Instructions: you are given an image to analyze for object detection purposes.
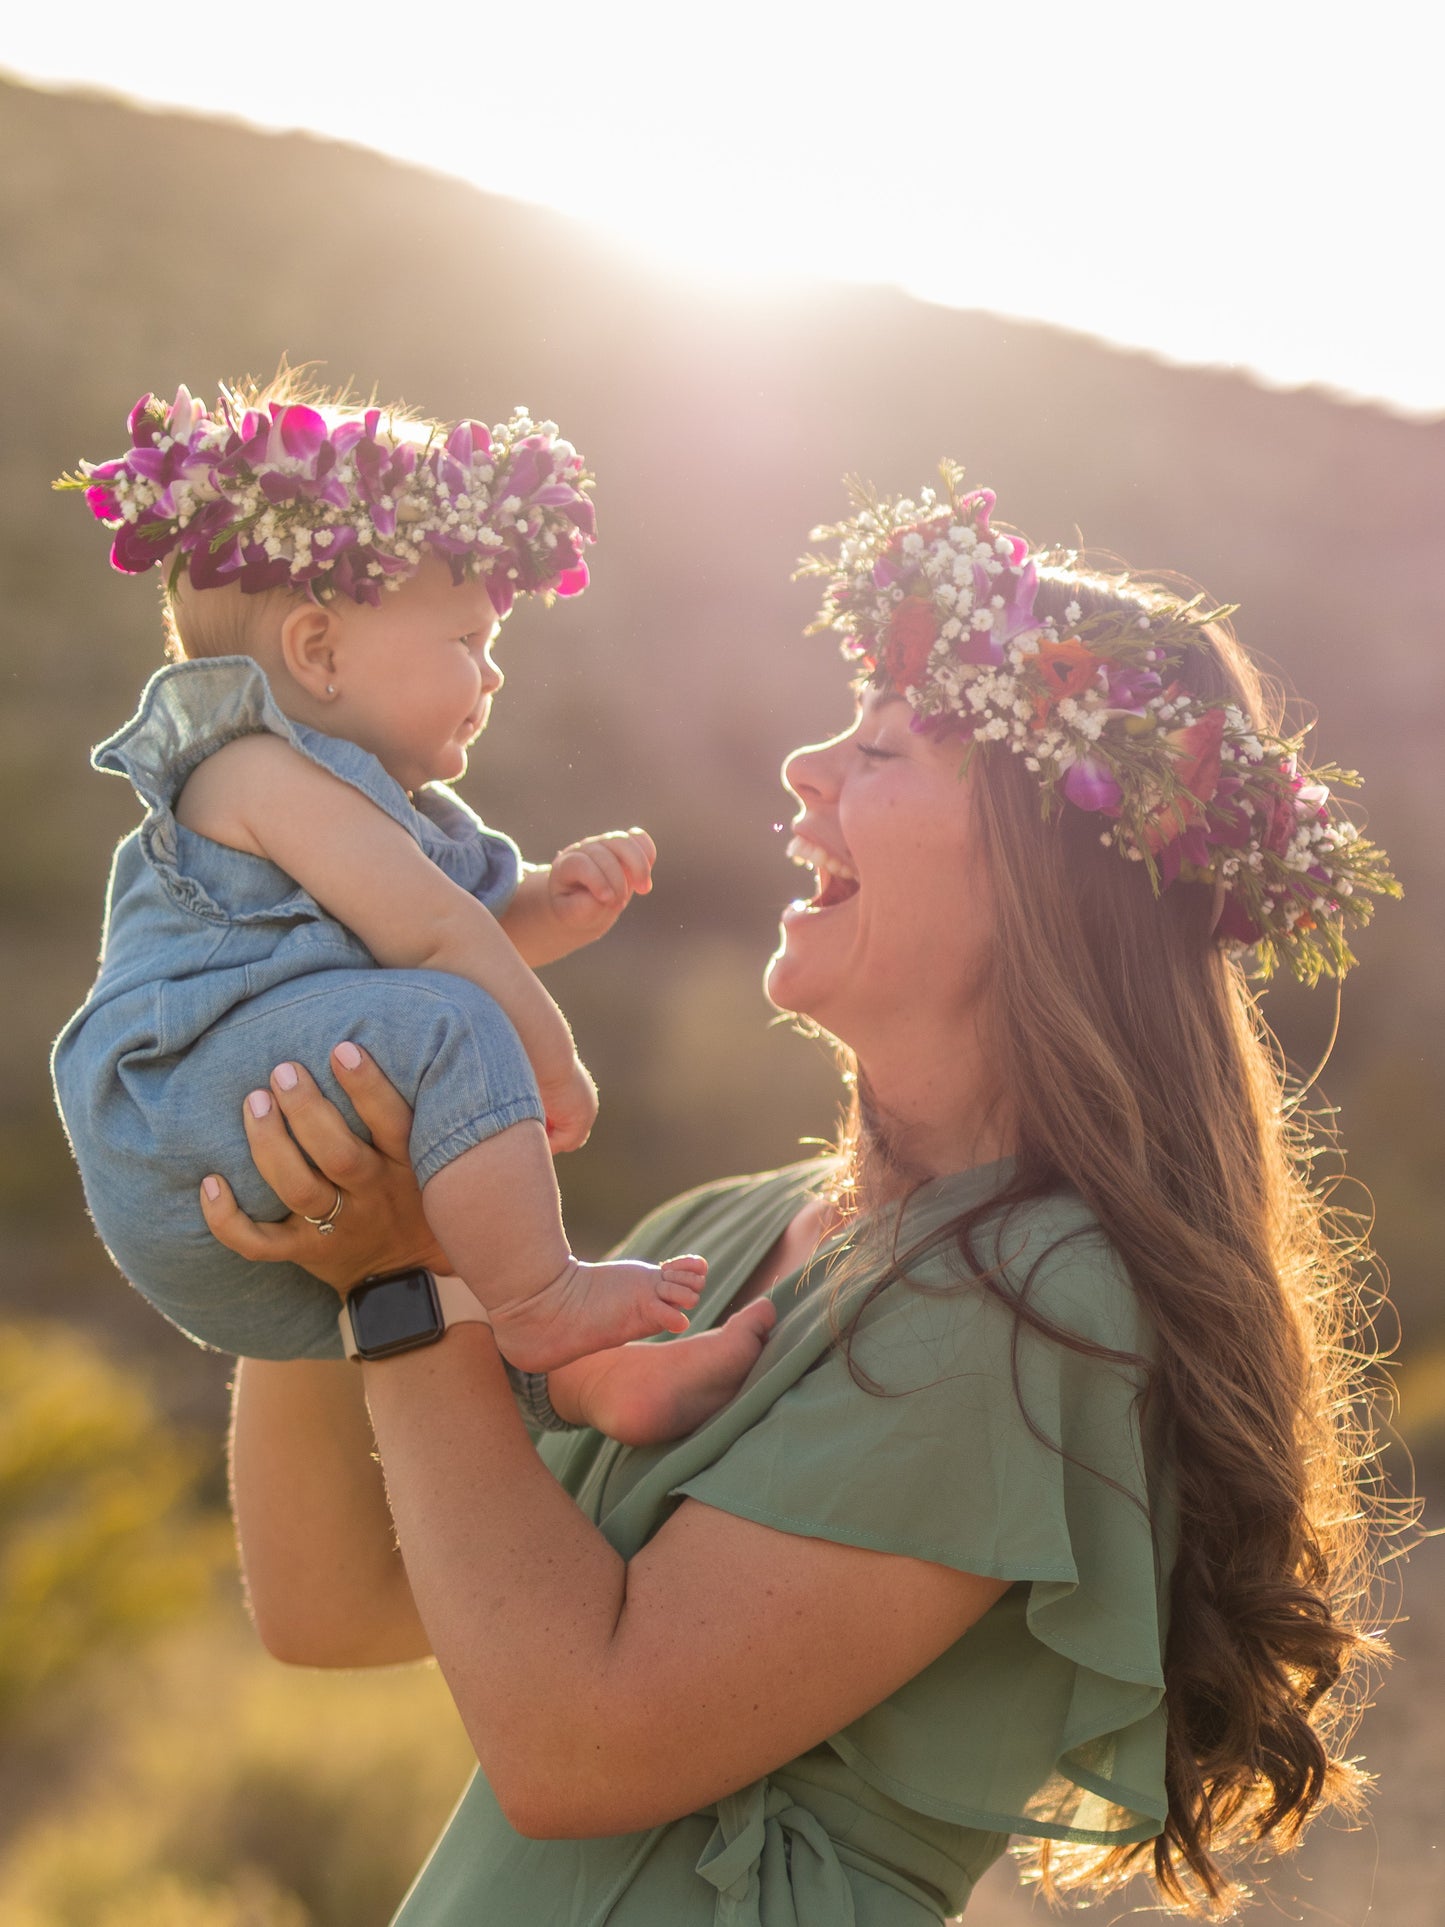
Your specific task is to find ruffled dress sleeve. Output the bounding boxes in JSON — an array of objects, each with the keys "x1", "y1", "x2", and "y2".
[{"x1": 628, "y1": 1177, "x2": 1174, "y2": 1846}]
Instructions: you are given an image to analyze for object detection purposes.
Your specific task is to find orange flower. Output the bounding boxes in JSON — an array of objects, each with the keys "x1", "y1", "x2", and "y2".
[
  {"x1": 1029, "y1": 635, "x2": 1105, "y2": 721},
  {"x1": 882, "y1": 596, "x2": 939, "y2": 690},
  {"x1": 1142, "y1": 708, "x2": 1226, "y2": 853}
]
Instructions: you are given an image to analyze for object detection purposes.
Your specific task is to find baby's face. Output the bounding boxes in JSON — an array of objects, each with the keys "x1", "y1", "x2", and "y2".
[{"x1": 329, "y1": 560, "x2": 503, "y2": 791}]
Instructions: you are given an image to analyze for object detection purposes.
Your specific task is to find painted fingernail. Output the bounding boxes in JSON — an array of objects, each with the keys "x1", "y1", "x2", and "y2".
[
  {"x1": 247, "y1": 1090, "x2": 272, "y2": 1119},
  {"x1": 334, "y1": 1041, "x2": 362, "y2": 1070},
  {"x1": 273, "y1": 1062, "x2": 299, "y2": 1091},
  {"x1": 202, "y1": 1176, "x2": 221, "y2": 1201}
]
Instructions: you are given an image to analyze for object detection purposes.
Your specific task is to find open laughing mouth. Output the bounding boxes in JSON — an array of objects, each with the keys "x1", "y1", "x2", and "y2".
[{"x1": 786, "y1": 833, "x2": 860, "y2": 911}]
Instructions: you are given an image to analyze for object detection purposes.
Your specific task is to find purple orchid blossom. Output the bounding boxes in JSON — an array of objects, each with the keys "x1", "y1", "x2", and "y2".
[
  {"x1": 1061, "y1": 755, "x2": 1124, "y2": 813},
  {"x1": 1104, "y1": 662, "x2": 1163, "y2": 712}
]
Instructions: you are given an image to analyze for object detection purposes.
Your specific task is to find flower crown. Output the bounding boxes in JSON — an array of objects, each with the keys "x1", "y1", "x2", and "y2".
[
  {"x1": 796, "y1": 463, "x2": 1398, "y2": 983},
  {"x1": 56, "y1": 385, "x2": 597, "y2": 617}
]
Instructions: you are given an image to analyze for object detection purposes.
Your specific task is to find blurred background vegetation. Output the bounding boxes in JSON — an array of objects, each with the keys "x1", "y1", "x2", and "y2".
[{"x1": 2, "y1": 72, "x2": 1440, "y2": 1923}]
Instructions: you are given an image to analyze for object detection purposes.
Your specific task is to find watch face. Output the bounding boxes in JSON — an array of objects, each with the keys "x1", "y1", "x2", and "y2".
[{"x1": 347, "y1": 1268, "x2": 443, "y2": 1359}]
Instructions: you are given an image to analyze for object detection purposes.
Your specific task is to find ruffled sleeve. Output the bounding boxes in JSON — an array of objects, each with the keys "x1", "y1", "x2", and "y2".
[
  {"x1": 91, "y1": 656, "x2": 339, "y2": 925},
  {"x1": 94, "y1": 655, "x2": 303, "y2": 812},
  {"x1": 669, "y1": 1191, "x2": 1174, "y2": 1846}
]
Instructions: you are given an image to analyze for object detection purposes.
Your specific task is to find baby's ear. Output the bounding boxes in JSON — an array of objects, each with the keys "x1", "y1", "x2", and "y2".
[{"x1": 279, "y1": 599, "x2": 342, "y2": 700}]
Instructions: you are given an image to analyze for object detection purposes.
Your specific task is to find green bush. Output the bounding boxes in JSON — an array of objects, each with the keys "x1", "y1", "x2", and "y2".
[
  {"x1": 0, "y1": 1614, "x2": 475, "y2": 1926},
  {"x1": 0, "y1": 1320, "x2": 227, "y2": 1726}
]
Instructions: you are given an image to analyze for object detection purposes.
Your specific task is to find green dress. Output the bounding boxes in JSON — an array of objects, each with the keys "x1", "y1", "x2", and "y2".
[{"x1": 393, "y1": 1159, "x2": 1176, "y2": 1925}]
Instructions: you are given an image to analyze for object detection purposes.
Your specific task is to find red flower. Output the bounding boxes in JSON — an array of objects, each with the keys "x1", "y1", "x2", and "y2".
[
  {"x1": 1143, "y1": 707, "x2": 1225, "y2": 853},
  {"x1": 882, "y1": 596, "x2": 939, "y2": 689}
]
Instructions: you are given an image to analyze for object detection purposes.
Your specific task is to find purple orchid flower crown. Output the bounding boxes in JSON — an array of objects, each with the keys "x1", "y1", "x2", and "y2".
[
  {"x1": 56, "y1": 383, "x2": 596, "y2": 619},
  {"x1": 796, "y1": 462, "x2": 1399, "y2": 984}
]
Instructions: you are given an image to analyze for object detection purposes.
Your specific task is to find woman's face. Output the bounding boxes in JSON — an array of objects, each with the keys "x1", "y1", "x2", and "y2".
[{"x1": 766, "y1": 686, "x2": 997, "y2": 1059}]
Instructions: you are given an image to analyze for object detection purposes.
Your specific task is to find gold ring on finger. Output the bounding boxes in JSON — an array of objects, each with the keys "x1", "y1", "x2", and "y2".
[{"x1": 302, "y1": 1187, "x2": 344, "y2": 1236}]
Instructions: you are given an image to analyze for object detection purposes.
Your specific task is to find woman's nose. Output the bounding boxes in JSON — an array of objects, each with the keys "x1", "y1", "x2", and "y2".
[{"x1": 782, "y1": 738, "x2": 840, "y2": 807}]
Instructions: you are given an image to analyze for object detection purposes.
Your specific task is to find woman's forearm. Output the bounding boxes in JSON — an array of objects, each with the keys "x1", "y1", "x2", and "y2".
[
  {"x1": 229, "y1": 1356, "x2": 432, "y2": 1667},
  {"x1": 358, "y1": 1326, "x2": 636, "y2": 1831}
]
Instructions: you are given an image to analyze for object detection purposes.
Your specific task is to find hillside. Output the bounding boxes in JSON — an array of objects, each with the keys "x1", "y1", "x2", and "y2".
[{"x1": 3, "y1": 71, "x2": 1442, "y2": 1410}]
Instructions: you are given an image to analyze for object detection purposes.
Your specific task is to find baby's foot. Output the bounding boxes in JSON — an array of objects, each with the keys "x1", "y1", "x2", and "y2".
[
  {"x1": 548, "y1": 1299, "x2": 778, "y2": 1446},
  {"x1": 488, "y1": 1254, "x2": 707, "y2": 1373}
]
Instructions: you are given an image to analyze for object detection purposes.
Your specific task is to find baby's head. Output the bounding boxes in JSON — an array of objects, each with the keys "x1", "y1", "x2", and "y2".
[
  {"x1": 60, "y1": 367, "x2": 596, "y2": 655},
  {"x1": 162, "y1": 555, "x2": 505, "y2": 792}
]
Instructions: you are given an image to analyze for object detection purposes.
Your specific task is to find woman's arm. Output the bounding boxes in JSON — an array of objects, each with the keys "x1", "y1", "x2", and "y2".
[
  {"x1": 209, "y1": 1052, "x2": 1010, "y2": 1839},
  {"x1": 220, "y1": 1052, "x2": 448, "y2": 1666},
  {"x1": 230, "y1": 1356, "x2": 432, "y2": 1667},
  {"x1": 360, "y1": 1326, "x2": 1007, "y2": 1839}
]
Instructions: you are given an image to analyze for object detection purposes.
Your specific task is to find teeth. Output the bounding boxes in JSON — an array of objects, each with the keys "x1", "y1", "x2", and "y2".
[{"x1": 786, "y1": 834, "x2": 858, "y2": 883}]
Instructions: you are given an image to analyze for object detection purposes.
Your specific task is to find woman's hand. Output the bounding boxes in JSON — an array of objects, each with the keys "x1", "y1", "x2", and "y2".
[{"x1": 200, "y1": 1043, "x2": 448, "y2": 1294}]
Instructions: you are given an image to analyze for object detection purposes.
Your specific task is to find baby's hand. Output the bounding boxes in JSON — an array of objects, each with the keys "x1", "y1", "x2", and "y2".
[
  {"x1": 539, "y1": 1055, "x2": 599, "y2": 1154},
  {"x1": 546, "y1": 827, "x2": 656, "y2": 946}
]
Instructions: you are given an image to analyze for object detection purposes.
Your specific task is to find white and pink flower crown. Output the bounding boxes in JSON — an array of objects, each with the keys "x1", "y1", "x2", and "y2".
[
  {"x1": 797, "y1": 463, "x2": 1398, "y2": 982},
  {"x1": 57, "y1": 385, "x2": 596, "y2": 617}
]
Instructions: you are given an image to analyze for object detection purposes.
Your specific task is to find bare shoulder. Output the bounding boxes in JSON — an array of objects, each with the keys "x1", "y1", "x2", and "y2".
[{"x1": 174, "y1": 731, "x2": 326, "y2": 855}]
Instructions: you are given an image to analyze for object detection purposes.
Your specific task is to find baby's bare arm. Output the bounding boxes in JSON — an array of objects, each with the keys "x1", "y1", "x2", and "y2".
[
  {"x1": 178, "y1": 736, "x2": 579, "y2": 1092},
  {"x1": 499, "y1": 829, "x2": 657, "y2": 967}
]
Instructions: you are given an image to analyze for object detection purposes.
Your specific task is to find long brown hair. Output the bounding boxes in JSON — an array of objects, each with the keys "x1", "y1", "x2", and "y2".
[{"x1": 835, "y1": 563, "x2": 1392, "y2": 1913}]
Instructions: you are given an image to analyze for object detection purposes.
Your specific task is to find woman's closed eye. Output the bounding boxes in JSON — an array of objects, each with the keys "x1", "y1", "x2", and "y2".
[{"x1": 855, "y1": 740, "x2": 897, "y2": 762}]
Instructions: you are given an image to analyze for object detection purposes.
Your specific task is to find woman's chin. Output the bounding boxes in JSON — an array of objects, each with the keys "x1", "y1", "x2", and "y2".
[
  {"x1": 762, "y1": 946, "x2": 805, "y2": 1020},
  {"x1": 763, "y1": 944, "x2": 839, "y2": 1037}
]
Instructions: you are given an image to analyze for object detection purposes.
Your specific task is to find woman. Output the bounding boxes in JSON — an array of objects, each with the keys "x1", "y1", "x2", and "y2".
[{"x1": 214, "y1": 471, "x2": 1395, "y2": 1923}]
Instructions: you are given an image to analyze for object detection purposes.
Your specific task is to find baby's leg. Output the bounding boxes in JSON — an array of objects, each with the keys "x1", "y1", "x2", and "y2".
[
  {"x1": 542, "y1": 1299, "x2": 778, "y2": 1446},
  {"x1": 422, "y1": 1123, "x2": 706, "y2": 1372}
]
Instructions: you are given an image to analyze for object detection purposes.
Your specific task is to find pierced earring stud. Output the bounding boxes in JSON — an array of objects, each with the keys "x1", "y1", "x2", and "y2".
[{"x1": 326, "y1": 683, "x2": 336, "y2": 695}]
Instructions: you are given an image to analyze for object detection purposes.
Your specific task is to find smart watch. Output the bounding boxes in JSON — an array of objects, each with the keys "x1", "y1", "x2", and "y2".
[{"x1": 338, "y1": 1267, "x2": 491, "y2": 1361}]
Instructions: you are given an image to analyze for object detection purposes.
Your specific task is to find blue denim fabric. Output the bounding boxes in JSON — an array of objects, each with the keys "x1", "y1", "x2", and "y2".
[{"x1": 52, "y1": 657, "x2": 544, "y2": 1361}]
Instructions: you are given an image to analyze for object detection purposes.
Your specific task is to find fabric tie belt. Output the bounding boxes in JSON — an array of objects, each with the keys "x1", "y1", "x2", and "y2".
[{"x1": 695, "y1": 1780, "x2": 858, "y2": 1926}]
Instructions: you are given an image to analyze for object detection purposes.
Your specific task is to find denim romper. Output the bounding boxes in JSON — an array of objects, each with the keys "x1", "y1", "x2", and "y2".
[{"x1": 52, "y1": 656, "x2": 545, "y2": 1361}]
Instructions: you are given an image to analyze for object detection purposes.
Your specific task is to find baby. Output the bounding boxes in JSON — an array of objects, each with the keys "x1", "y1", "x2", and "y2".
[{"x1": 52, "y1": 377, "x2": 773, "y2": 1441}]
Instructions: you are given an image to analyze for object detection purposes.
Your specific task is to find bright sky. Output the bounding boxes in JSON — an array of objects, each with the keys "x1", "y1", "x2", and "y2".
[{"x1": 6, "y1": 2, "x2": 1441, "y2": 417}]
